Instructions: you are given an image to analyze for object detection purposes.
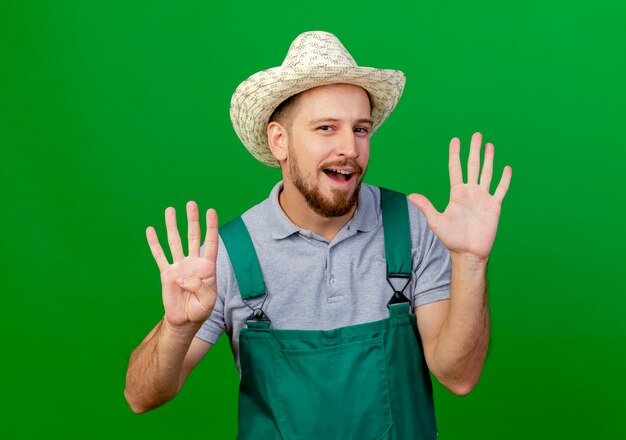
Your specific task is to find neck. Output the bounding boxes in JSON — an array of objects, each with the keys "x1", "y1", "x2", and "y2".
[{"x1": 278, "y1": 180, "x2": 357, "y2": 242}]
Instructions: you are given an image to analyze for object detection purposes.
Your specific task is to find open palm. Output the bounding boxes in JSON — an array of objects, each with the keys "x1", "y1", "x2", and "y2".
[
  {"x1": 146, "y1": 202, "x2": 219, "y2": 326},
  {"x1": 409, "y1": 133, "x2": 512, "y2": 260}
]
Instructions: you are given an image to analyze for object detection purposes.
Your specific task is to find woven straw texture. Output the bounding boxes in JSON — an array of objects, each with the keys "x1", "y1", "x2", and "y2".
[{"x1": 230, "y1": 31, "x2": 406, "y2": 167}]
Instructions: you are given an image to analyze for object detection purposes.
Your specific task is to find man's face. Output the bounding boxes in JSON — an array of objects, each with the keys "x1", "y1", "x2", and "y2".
[{"x1": 282, "y1": 83, "x2": 372, "y2": 217}]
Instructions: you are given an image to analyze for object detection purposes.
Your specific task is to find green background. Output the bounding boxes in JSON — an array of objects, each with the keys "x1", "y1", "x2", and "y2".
[{"x1": 2, "y1": 0, "x2": 624, "y2": 438}]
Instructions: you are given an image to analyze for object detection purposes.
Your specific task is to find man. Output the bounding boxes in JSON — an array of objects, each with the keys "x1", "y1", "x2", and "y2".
[{"x1": 125, "y1": 31, "x2": 512, "y2": 439}]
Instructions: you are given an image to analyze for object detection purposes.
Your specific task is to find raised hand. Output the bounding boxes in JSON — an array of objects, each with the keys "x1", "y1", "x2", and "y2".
[
  {"x1": 146, "y1": 202, "x2": 219, "y2": 327},
  {"x1": 408, "y1": 132, "x2": 512, "y2": 261}
]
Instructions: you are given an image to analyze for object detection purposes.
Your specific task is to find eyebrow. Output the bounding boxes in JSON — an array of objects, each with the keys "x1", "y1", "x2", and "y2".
[{"x1": 309, "y1": 117, "x2": 373, "y2": 126}]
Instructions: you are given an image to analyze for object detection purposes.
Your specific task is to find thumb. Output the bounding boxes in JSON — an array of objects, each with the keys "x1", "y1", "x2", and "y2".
[
  {"x1": 408, "y1": 193, "x2": 439, "y2": 226},
  {"x1": 176, "y1": 276, "x2": 216, "y2": 305},
  {"x1": 176, "y1": 276, "x2": 203, "y2": 291}
]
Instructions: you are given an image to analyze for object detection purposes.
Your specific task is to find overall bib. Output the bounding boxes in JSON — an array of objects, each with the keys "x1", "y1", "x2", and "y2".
[{"x1": 220, "y1": 188, "x2": 437, "y2": 440}]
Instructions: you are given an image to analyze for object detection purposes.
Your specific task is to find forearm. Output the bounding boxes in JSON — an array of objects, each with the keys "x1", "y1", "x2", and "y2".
[
  {"x1": 124, "y1": 318, "x2": 202, "y2": 413},
  {"x1": 431, "y1": 253, "x2": 490, "y2": 395}
]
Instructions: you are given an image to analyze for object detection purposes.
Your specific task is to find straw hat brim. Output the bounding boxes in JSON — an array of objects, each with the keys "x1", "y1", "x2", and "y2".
[{"x1": 230, "y1": 65, "x2": 406, "y2": 167}]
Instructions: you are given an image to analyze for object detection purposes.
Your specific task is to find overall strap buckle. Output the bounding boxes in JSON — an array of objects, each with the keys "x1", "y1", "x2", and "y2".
[
  {"x1": 386, "y1": 273, "x2": 412, "y2": 308},
  {"x1": 245, "y1": 308, "x2": 271, "y2": 328}
]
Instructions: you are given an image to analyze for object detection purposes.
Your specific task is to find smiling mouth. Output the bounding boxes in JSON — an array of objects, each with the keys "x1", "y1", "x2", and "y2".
[{"x1": 323, "y1": 168, "x2": 354, "y2": 183}]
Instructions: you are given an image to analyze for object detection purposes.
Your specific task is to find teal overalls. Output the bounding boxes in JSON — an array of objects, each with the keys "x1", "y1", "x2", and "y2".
[{"x1": 220, "y1": 188, "x2": 437, "y2": 440}]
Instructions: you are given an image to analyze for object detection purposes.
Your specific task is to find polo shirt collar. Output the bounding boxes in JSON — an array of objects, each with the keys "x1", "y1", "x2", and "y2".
[
  {"x1": 269, "y1": 182, "x2": 300, "y2": 240},
  {"x1": 268, "y1": 181, "x2": 379, "y2": 240}
]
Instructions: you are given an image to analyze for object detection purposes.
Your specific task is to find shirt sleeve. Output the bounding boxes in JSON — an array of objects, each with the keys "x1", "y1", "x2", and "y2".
[
  {"x1": 407, "y1": 200, "x2": 451, "y2": 308},
  {"x1": 194, "y1": 238, "x2": 229, "y2": 344}
]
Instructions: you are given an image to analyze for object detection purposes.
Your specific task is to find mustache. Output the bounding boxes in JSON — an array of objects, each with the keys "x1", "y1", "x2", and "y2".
[{"x1": 319, "y1": 159, "x2": 364, "y2": 174}]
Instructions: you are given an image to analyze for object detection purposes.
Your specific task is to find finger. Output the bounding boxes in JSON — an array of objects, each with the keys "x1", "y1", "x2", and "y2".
[
  {"x1": 494, "y1": 166, "x2": 513, "y2": 204},
  {"x1": 203, "y1": 209, "x2": 219, "y2": 263},
  {"x1": 408, "y1": 193, "x2": 440, "y2": 227},
  {"x1": 146, "y1": 226, "x2": 169, "y2": 271},
  {"x1": 448, "y1": 137, "x2": 463, "y2": 187},
  {"x1": 165, "y1": 207, "x2": 185, "y2": 262},
  {"x1": 187, "y1": 201, "x2": 201, "y2": 258},
  {"x1": 479, "y1": 142, "x2": 494, "y2": 191},
  {"x1": 467, "y1": 132, "x2": 482, "y2": 184}
]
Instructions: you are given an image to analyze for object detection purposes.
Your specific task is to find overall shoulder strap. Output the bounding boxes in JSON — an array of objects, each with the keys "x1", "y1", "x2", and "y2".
[
  {"x1": 380, "y1": 187, "x2": 413, "y2": 313},
  {"x1": 219, "y1": 217, "x2": 266, "y2": 300},
  {"x1": 379, "y1": 187, "x2": 412, "y2": 276}
]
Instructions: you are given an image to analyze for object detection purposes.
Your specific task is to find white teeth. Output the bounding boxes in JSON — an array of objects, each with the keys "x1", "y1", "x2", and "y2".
[{"x1": 329, "y1": 168, "x2": 352, "y2": 175}]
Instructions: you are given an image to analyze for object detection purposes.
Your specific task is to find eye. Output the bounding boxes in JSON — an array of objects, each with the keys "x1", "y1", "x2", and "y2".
[
  {"x1": 354, "y1": 127, "x2": 369, "y2": 134},
  {"x1": 318, "y1": 125, "x2": 332, "y2": 131}
]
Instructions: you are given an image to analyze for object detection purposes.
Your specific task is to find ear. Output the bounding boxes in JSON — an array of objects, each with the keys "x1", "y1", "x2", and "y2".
[{"x1": 267, "y1": 121, "x2": 288, "y2": 162}]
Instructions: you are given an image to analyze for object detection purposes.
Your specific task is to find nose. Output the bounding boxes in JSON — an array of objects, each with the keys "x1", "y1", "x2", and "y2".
[{"x1": 336, "y1": 130, "x2": 359, "y2": 158}]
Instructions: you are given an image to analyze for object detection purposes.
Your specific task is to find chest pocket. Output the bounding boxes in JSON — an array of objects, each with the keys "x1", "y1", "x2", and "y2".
[{"x1": 274, "y1": 336, "x2": 393, "y2": 440}]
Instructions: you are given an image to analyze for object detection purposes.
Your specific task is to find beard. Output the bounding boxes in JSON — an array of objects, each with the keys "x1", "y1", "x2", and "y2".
[{"x1": 288, "y1": 142, "x2": 363, "y2": 218}]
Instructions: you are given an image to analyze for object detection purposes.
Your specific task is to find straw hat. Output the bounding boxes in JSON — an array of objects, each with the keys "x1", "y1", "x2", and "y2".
[{"x1": 230, "y1": 31, "x2": 406, "y2": 167}]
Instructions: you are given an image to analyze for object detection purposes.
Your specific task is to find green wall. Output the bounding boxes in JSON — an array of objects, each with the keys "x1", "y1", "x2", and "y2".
[{"x1": 2, "y1": 0, "x2": 624, "y2": 438}]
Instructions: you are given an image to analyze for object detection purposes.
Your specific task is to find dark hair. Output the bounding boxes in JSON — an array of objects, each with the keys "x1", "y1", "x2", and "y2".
[{"x1": 268, "y1": 93, "x2": 302, "y2": 130}]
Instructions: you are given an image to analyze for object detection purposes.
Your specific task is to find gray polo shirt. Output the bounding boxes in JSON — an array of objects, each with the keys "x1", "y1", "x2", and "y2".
[{"x1": 196, "y1": 181, "x2": 451, "y2": 371}]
